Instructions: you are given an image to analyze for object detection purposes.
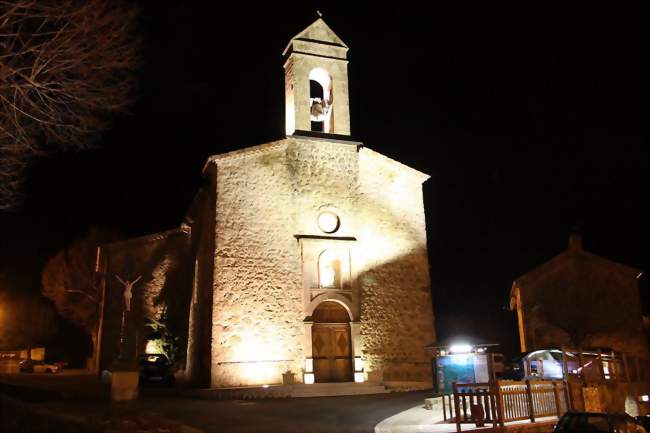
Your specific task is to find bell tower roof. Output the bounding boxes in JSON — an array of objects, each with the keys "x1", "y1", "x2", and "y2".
[{"x1": 283, "y1": 17, "x2": 348, "y2": 58}]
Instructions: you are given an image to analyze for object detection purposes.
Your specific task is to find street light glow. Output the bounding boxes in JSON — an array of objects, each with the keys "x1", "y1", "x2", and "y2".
[{"x1": 449, "y1": 343, "x2": 472, "y2": 354}]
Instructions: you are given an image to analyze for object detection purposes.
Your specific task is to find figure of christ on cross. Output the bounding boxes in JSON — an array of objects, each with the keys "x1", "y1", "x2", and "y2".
[{"x1": 115, "y1": 274, "x2": 142, "y2": 312}]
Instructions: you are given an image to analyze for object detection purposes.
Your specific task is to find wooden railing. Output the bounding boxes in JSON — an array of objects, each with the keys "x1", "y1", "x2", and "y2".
[
  {"x1": 498, "y1": 381, "x2": 531, "y2": 422},
  {"x1": 441, "y1": 393, "x2": 455, "y2": 422},
  {"x1": 451, "y1": 380, "x2": 568, "y2": 432},
  {"x1": 451, "y1": 383, "x2": 498, "y2": 428},
  {"x1": 529, "y1": 381, "x2": 567, "y2": 418}
]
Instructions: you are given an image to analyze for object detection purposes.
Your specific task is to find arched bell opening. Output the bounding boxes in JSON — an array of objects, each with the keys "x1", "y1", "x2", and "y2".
[
  {"x1": 310, "y1": 79, "x2": 324, "y2": 132},
  {"x1": 311, "y1": 301, "x2": 353, "y2": 382},
  {"x1": 309, "y1": 68, "x2": 333, "y2": 133}
]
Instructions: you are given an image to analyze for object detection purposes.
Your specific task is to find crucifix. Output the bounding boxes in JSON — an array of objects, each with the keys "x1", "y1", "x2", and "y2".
[
  {"x1": 115, "y1": 274, "x2": 142, "y2": 312},
  {"x1": 114, "y1": 274, "x2": 142, "y2": 360}
]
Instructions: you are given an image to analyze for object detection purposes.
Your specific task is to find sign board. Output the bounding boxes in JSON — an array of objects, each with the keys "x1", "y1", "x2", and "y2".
[{"x1": 435, "y1": 353, "x2": 490, "y2": 394}]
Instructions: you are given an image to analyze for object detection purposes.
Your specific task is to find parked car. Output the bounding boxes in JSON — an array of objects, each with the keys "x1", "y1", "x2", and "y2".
[
  {"x1": 54, "y1": 360, "x2": 69, "y2": 369},
  {"x1": 554, "y1": 412, "x2": 646, "y2": 433},
  {"x1": 19, "y1": 359, "x2": 62, "y2": 374},
  {"x1": 139, "y1": 354, "x2": 175, "y2": 386}
]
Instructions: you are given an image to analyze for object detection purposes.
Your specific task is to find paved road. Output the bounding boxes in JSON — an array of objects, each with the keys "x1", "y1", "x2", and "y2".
[
  {"x1": 1, "y1": 373, "x2": 433, "y2": 433},
  {"x1": 141, "y1": 391, "x2": 432, "y2": 433}
]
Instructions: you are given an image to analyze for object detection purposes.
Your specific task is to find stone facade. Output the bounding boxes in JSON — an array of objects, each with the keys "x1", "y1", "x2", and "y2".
[
  {"x1": 187, "y1": 133, "x2": 434, "y2": 387},
  {"x1": 357, "y1": 149, "x2": 434, "y2": 382}
]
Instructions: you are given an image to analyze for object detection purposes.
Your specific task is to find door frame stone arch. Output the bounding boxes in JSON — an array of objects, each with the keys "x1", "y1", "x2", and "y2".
[
  {"x1": 306, "y1": 293, "x2": 355, "y2": 321},
  {"x1": 303, "y1": 297, "x2": 362, "y2": 383}
]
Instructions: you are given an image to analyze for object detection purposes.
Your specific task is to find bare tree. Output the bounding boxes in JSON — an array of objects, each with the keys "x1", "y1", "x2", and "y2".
[
  {"x1": 0, "y1": 0, "x2": 139, "y2": 210},
  {"x1": 41, "y1": 227, "x2": 121, "y2": 366}
]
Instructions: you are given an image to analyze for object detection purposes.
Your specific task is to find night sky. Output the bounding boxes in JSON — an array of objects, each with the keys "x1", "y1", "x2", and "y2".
[{"x1": 0, "y1": 1, "x2": 645, "y2": 357}]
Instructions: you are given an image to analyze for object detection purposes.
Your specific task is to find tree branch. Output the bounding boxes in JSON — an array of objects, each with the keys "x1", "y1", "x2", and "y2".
[
  {"x1": 64, "y1": 288, "x2": 99, "y2": 304},
  {"x1": 0, "y1": 0, "x2": 139, "y2": 209}
]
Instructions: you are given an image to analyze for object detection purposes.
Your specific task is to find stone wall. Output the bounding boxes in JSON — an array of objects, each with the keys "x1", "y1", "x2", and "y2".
[
  {"x1": 185, "y1": 186, "x2": 217, "y2": 386},
  {"x1": 203, "y1": 136, "x2": 435, "y2": 387},
  {"x1": 210, "y1": 140, "x2": 304, "y2": 387},
  {"x1": 357, "y1": 148, "x2": 435, "y2": 382}
]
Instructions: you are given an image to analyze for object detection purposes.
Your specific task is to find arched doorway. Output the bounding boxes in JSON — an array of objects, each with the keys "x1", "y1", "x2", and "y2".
[{"x1": 312, "y1": 301, "x2": 352, "y2": 382}]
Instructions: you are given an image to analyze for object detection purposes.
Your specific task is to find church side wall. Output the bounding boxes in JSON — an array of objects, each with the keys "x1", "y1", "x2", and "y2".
[
  {"x1": 185, "y1": 185, "x2": 217, "y2": 386},
  {"x1": 211, "y1": 143, "x2": 304, "y2": 387},
  {"x1": 357, "y1": 149, "x2": 435, "y2": 383}
]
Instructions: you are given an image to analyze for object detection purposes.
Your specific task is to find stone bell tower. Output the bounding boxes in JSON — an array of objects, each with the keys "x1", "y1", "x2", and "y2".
[{"x1": 283, "y1": 17, "x2": 351, "y2": 136}]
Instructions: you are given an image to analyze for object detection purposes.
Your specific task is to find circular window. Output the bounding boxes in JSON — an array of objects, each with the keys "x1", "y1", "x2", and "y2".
[{"x1": 318, "y1": 212, "x2": 340, "y2": 234}]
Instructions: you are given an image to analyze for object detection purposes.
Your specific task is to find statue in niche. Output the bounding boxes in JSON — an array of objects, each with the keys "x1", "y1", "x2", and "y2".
[
  {"x1": 319, "y1": 249, "x2": 342, "y2": 289},
  {"x1": 115, "y1": 274, "x2": 142, "y2": 312}
]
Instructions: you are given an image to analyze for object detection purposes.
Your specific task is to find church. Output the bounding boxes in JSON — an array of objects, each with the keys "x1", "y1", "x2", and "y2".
[{"x1": 97, "y1": 17, "x2": 435, "y2": 390}]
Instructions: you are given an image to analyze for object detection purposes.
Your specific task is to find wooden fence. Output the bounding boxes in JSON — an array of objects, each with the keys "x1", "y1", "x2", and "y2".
[
  {"x1": 450, "y1": 383, "x2": 498, "y2": 428},
  {"x1": 451, "y1": 380, "x2": 568, "y2": 432}
]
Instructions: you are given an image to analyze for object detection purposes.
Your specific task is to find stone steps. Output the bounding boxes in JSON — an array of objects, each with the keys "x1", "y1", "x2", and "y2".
[
  {"x1": 185, "y1": 381, "x2": 390, "y2": 399},
  {"x1": 290, "y1": 381, "x2": 389, "y2": 398}
]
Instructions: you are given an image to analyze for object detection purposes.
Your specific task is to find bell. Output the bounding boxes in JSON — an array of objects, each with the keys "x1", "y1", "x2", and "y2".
[{"x1": 311, "y1": 101, "x2": 324, "y2": 117}]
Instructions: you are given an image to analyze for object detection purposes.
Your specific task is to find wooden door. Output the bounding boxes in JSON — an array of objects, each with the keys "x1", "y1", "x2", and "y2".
[{"x1": 312, "y1": 324, "x2": 353, "y2": 382}]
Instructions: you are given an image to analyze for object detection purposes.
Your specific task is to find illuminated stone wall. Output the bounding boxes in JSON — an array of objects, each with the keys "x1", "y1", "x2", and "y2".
[
  {"x1": 210, "y1": 140, "x2": 304, "y2": 386},
  {"x1": 357, "y1": 148, "x2": 435, "y2": 382},
  {"x1": 204, "y1": 136, "x2": 435, "y2": 387},
  {"x1": 284, "y1": 54, "x2": 350, "y2": 136}
]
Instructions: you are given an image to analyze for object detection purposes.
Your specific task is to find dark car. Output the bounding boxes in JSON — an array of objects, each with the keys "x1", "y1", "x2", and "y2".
[
  {"x1": 139, "y1": 354, "x2": 175, "y2": 387},
  {"x1": 554, "y1": 412, "x2": 646, "y2": 433}
]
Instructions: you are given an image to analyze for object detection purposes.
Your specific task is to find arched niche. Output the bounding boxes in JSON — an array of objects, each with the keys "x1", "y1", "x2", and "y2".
[{"x1": 318, "y1": 249, "x2": 342, "y2": 289}]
